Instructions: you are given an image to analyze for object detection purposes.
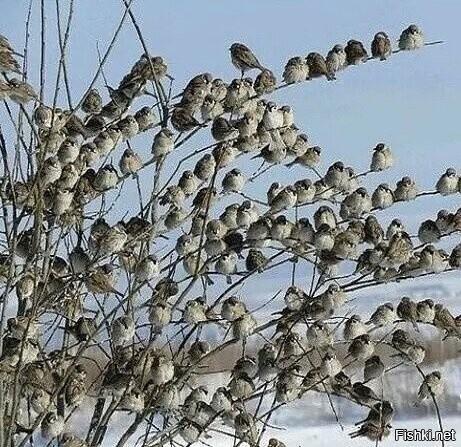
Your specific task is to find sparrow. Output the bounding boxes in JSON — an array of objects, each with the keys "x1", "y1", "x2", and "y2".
[
  {"x1": 179, "y1": 73, "x2": 212, "y2": 111},
  {"x1": 200, "y1": 94, "x2": 224, "y2": 121},
  {"x1": 134, "y1": 255, "x2": 159, "y2": 282},
  {"x1": 7, "y1": 78, "x2": 38, "y2": 103},
  {"x1": 371, "y1": 183, "x2": 394, "y2": 209},
  {"x1": 192, "y1": 186, "x2": 217, "y2": 210},
  {"x1": 270, "y1": 215, "x2": 294, "y2": 242},
  {"x1": 384, "y1": 231, "x2": 413, "y2": 266},
  {"x1": 57, "y1": 139, "x2": 80, "y2": 165},
  {"x1": 397, "y1": 296, "x2": 419, "y2": 328},
  {"x1": 0, "y1": 49, "x2": 21, "y2": 74},
  {"x1": 229, "y1": 371, "x2": 255, "y2": 398},
  {"x1": 152, "y1": 127, "x2": 174, "y2": 159},
  {"x1": 419, "y1": 245, "x2": 448, "y2": 273},
  {"x1": 283, "y1": 56, "x2": 309, "y2": 84},
  {"x1": 221, "y1": 296, "x2": 247, "y2": 321},
  {"x1": 65, "y1": 367, "x2": 87, "y2": 407},
  {"x1": 82, "y1": 88, "x2": 103, "y2": 114},
  {"x1": 306, "y1": 52, "x2": 334, "y2": 80},
  {"x1": 261, "y1": 101, "x2": 284, "y2": 130},
  {"x1": 363, "y1": 355, "x2": 384, "y2": 382},
  {"x1": 371, "y1": 32, "x2": 392, "y2": 60},
  {"x1": 230, "y1": 42, "x2": 265, "y2": 75},
  {"x1": 160, "y1": 185, "x2": 186, "y2": 209},
  {"x1": 150, "y1": 354, "x2": 175, "y2": 386},
  {"x1": 224, "y1": 78, "x2": 255, "y2": 114},
  {"x1": 417, "y1": 219, "x2": 441, "y2": 244},
  {"x1": 417, "y1": 298, "x2": 435, "y2": 323},
  {"x1": 233, "y1": 356, "x2": 257, "y2": 377},
  {"x1": 436, "y1": 167, "x2": 458, "y2": 195},
  {"x1": 189, "y1": 340, "x2": 212, "y2": 363},
  {"x1": 294, "y1": 179, "x2": 315, "y2": 205},
  {"x1": 320, "y1": 351, "x2": 342, "y2": 378},
  {"x1": 178, "y1": 421, "x2": 201, "y2": 444},
  {"x1": 340, "y1": 187, "x2": 372, "y2": 219},
  {"x1": 92, "y1": 163, "x2": 119, "y2": 192},
  {"x1": 85, "y1": 264, "x2": 120, "y2": 295},
  {"x1": 236, "y1": 200, "x2": 259, "y2": 229},
  {"x1": 349, "y1": 422, "x2": 390, "y2": 441},
  {"x1": 258, "y1": 357, "x2": 279, "y2": 382},
  {"x1": 348, "y1": 334, "x2": 375, "y2": 360},
  {"x1": 39, "y1": 156, "x2": 62, "y2": 186},
  {"x1": 352, "y1": 382, "x2": 380, "y2": 405},
  {"x1": 156, "y1": 384, "x2": 181, "y2": 410},
  {"x1": 367, "y1": 302, "x2": 395, "y2": 327},
  {"x1": 33, "y1": 105, "x2": 54, "y2": 130},
  {"x1": 314, "y1": 205, "x2": 337, "y2": 230},
  {"x1": 171, "y1": 106, "x2": 202, "y2": 132},
  {"x1": 215, "y1": 251, "x2": 238, "y2": 283},
  {"x1": 134, "y1": 105, "x2": 157, "y2": 132},
  {"x1": 245, "y1": 249, "x2": 268, "y2": 272},
  {"x1": 254, "y1": 68, "x2": 277, "y2": 95},
  {"x1": 41, "y1": 412, "x2": 65, "y2": 439},
  {"x1": 269, "y1": 185, "x2": 297, "y2": 214},
  {"x1": 120, "y1": 388, "x2": 145, "y2": 412},
  {"x1": 324, "y1": 161, "x2": 345, "y2": 189},
  {"x1": 119, "y1": 148, "x2": 142, "y2": 175},
  {"x1": 84, "y1": 115, "x2": 106, "y2": 137},
  {"x1": 211, "y1": 116, "x2": 238, "y2": 141},
  {"x1": 52, "y1": 188, "x2": 74, "y2": 216},
  {"x1": 233, "y1": 312, "x2": 257, "y2": 340},
  {"x1": 96, "y1": 223, "x2": 127, "y2": 256},
  {"x1": 386, "y1": 218, "x2": 405, "y2": 239},
  {"x1": 221, "y1": 168, "x2": 245, "y2": 193},
  {"x1": 94, "y1": 130, "x2": 116, "y2": 156},
  {"x1": 326, "y1": 44, "x2": 347, "y2": 75},
  {"x1": 211, "y1": 78, "x2": 228, "y2": 101},
  {"x1": 280, "y1": 124, "x2": 299, "y2": 149},
  {"x1": 194, "y1": 153, "x2": 216, "y2": 181},
  {"x1": 177, "y1": 170, "x2": 199, "y2": 197},
  {"x1": 288, "y1": 133, "x2": 310, "y2": 157},
  {"x1": 394, "y1": 176, "x2": 419, "y2": 201},
  {"x1": 344, "y1": 315, "x2": 367, "y2": 340},
  {"x1": 183, "y1": 297, "x2": 209, "y2": 324},
  {"x1": 417, "y1": 371, "x2": 443, "y2": 403},
  {"x1": 399, "y1": 24, "x2": 424, "y2": 51},
  {"x1": 149, "y1": 300, "x2": 172, "y2": 331},
  {"x1": 117, "y1": 115, "x2": 139, "y2": 140},
  {"x1": 433, "y1": 303, "x2": 460, "y2": 337},
  {"x1": 355, "y1": 401, "x2": 394, "y2": 427},
  {"x1": 306, "y1": 320, "x2": 332, "y2": 348},
  {"x1": 345, "y1": 39, "x2": 368, "y2": 65},
  {"x1": 370, "y1": 143, "x2": 393, "y2": 171},
  {"x1": 291, "y1": 217, "x2": 314, "y2": 244},
  {"x1": 319, "y1": 283, "x2": 346, "y2": 313}
]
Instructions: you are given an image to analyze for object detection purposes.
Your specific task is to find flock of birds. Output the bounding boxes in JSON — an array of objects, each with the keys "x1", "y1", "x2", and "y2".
[{"x1": 0, "y1": 22, "x2": 458, "y2": 447}]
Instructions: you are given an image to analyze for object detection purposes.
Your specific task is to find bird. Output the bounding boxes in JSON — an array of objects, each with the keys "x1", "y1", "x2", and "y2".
[
  {"x1": 245, "y1": 249, "x2": 268, "y2": 272},
  {"x1": 320, "y1": 351, "x2": 342, "y2": 377},
  {"x1": 152, "y1": 127, "x2": 174, "y2": 160},
  {"x1": 85, "y1": 264, "x2": 121, "y2": 295},
  {"x1": 117, "y1": 115, "x2": 139, "y2": 140},
  {"x1": 57, "y1": 139, "x2": 80, "y2": 165},
  {"x1": 371, "y1": 183, "x2": 394, "y2": 209},
  {"x1": 306, "y1": 52, "x2": 334, "y2": 80},
  {"x1": 344, "y1": 315, "x2": 367, "y2": 340},
  {"x1": 416, "y1": 299, "x2": 435, "y2": 323},
  {"x1": 370, "y1": 143, "x2": 393, "y2": 171},
  {"x1": 348, "y1": 334, "x2": 374, "y2": 360},
  {"x1": 269, "y1": 185, "x2": 297, "y2": 214},
  {"x1": 150, "y1": 354, "x2": 174, "y2": 385},
  {"x1": 149, "y1": 300, "x2": 172, "y2": 331},
  {"x1": 399, "y1": 24, "x2": 424, "y2": 51},
  {"x1": 171, "y1": 107, "x2": 202, "y2": 132},
  {"x1": 349, "y1": 422, "x2": 391, "y2": 441},
  {"x1": 394, "y1": 176, "x2": 418, "y2": 201},
  {"x1": 229, "y1": 372, "x2": 255, "y2": 399},
  {"x1": 326, "y1": 44, "x2": 347, "y2": 75},
  {"x1": 211, "y1": 117, "x2": 238, "y2": 141},
  {"x1": 221, "y1": 296, "x2": 247, "y2": 321},
  {"x1": 201, "y1": 94, "x2": 224, "y2": 121},
  {"x1": 363, "y1": 355, "x2": 384, "y2": 382},
  {"x1": 371, "y1": 32, "x2": 392, "y2": 60},
  {"x1": 283, "y1": 56, "x2": 309, "y2": 84},
  {"x1": 397, "y1": 296, "x2": 419, "y2": 329},
  {"x1": 60, "y1": 432, "x2": 88, "y2": 447},
  {"x1": 177, "y1": 170, "x2": 199, "y2": 196},
  {"x1": 367, "y1": 302, "x2": 395, "y2": 327},
  {"x1": 194, "y1": 153, "x2": 216, "y2": 181},
  {"x1": 417, "y1": 371, "x2": 443, "y2": 403},
  {"x1": 41, "y1": 412, "x2": 65, "y2": 439},
  {"x1": 119, "y1": 148, "x2": 142, "y2": 175},
  {"x1": 82, "y1": 89, "x2": 102, "y2": 114},
  {"x1": 134, "y1": 106, "x2": 157, "y2": 132},
  {"x1": 418, "y1": 219, "x2": 441, "y2": 244},
  {"x1": 254, "y1": 69, "x2": 277, "y2": 95},
  {"x1": 306, "y1": 320, "x2": 332, "y2": 348},
  {"x1": 324, "y1": 161, "x2": 345, "y2": 188},
  {"x1": 436, "y1": 168, "x2": 458, "y2": 195},
  {"x1": 0, "y1": 49, "x2": 21, "y2": 74},
  {"x1": 314, "y1": 205, "x2": 337, "y2": 230},
  {"x1": 352, "y1": 382, "x2": 380, "y2": 405},
  {"x1": 229, "y1": 42, "x2": 265, "y2": 76},
  {"x1": 345, "y1": 39, "x2": 368, "y2": 65}
]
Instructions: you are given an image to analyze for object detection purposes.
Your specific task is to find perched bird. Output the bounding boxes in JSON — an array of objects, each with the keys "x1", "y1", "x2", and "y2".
[
  {"x1": 349, "y1": 422, "x2": 390, "y2": 441},
  {"x1": 345, "y1": 39, "x2": 368, "y2": 65},
  {"x1": 371, "y1": 32, "x2": 392, "y2": 60},
  {"x1": 324, "y1": 161, "x2": 345, "y2": 188},
  {"x1": 254, "y1": 69, "x2": 277, "y2": 95},
  {"x1": 39, "y1": 156, "x2": 62, "y2": 187},
  {"x1": 344, "y1": 315, "x2": 367, "y2": 340},
  {"x1": 287, "y1": 144, "x2": 321, "y2": 168},
  {"x1": 385, "y1": 231, "x2": 413, "y2": 267},
  {"x1": 363, "y1": 355, "x2": 384, "y2": 382},
  {"x1": 370, "y1": 143, "x2": 393, "y2": 171},
  {"x1": 117, "y1": 115, "x2": 139, "y2": 140},
  {"x1": 82, "y1": 89, "x2": 102, "y2": 114},
  {"x1": 7, "y1": 78, "x2": 37, "y2": 104},
  {"x1": 372, "y1": 183, "x2": 394, "y2": 209},
  {"x1": 171, "y1": 107, "x2": 202, "y2": 132},
  {"x1": 211, "y1": 117, "x2": 238, "y2": 141},
  {"x1": 0, "y1": 49, "x2": 21, "y2": 74},
  {"x1": 245, "y1": 249, "x2": 268, "y2": 273},
  {"x1": 269, "y1": 185, "x2": 297, "y2": 214},
  {"x1": 397, "y1": 296, "x2": 419, "y2": 329},
  {"x1": 320, "y1": 351, "x2": 342, "y2": 378},
  {"x1": 93, "y1": 164, "x2": 119, "y2": 191},
  {"x1": 221, "y1": 296, "x2": 247, "y2": 321},
  {"x1": 326, "y1": 44, "x2": 347, "y2": 75},
  {"x1": 417, "y1": 371, "x2": 443, "y2": 403},
  {"x1": 230, "y1": 42, "x2": 265, "y2": 76},
  {"x1": 152, "y1": 128, "x2": 174, "y2": 160},
  {"x1": 283, "y1": 56, "x2": 309, "y2": 84},
  {"x1": 394, "y1": 176, "x2": 418, "y2": 201},
  {"x1": 183, "y1": 297, "x2": 209, "y2": 324},
  {"x1": 233, "y1": 313, "x2": 257, "y2": 340},
  {"x1": 85, "y1": 264, "x2": 121, "y2": 295},
  {"x1": 41, "y1": 412, "x2": 65, "y2": 439},
  {"x1": 60, "y1": 432, "x2": 88, "y2": 447},
  {"x1": 417, "y1": 298, "x2": 435, "y2": 323},
  {"x1": 367, "y1": 302, "x2": 395, "y2": 327},
  {"x1": 352, "y1": 382, "x2": 380, "y2": 405},
  {"x1": 419, "y1": 245, "x2": 448, "y2": 273},
  {"x1": 306, "y1": 52, "x2": 334, "y2": 80},
  {"x1": 57, "y1": 139, "x2": 80, "y2": 165},
  {"x1": 306, "y1": 320, "x2": 332, "y2": 348},
  {"x1": 194, "y1": 153, "x2": 216, "y2": 181},
  {"x1": 418, "y1": 219, "x2": 441, "y2": 244},
  {"x1": 119, "y1": 148, "x2": 142, "y2": 175},
  {"x1": 348, "y1": 334, "x2": 374, "y2": 360},
  {"x1": 436, "y1": 168, "x2": 458, "y2": 195},
  {"x1": 177, "y1": 170, "x2": 199, "y2": 196},
  {"x1": 399, "y1": 25, "x2": 424, "y2": 51},
  {"x1": 134, "y1": 106, "x2": 157, "y2": 132}
]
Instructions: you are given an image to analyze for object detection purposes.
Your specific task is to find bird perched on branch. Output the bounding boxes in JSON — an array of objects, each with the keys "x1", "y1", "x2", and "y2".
[
  {"x1": 371, "y1": 32, "x2": 392, "y2": 60},
  {"x1": 230, "y1": 42, "x2": 265, "y2": 76}
]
